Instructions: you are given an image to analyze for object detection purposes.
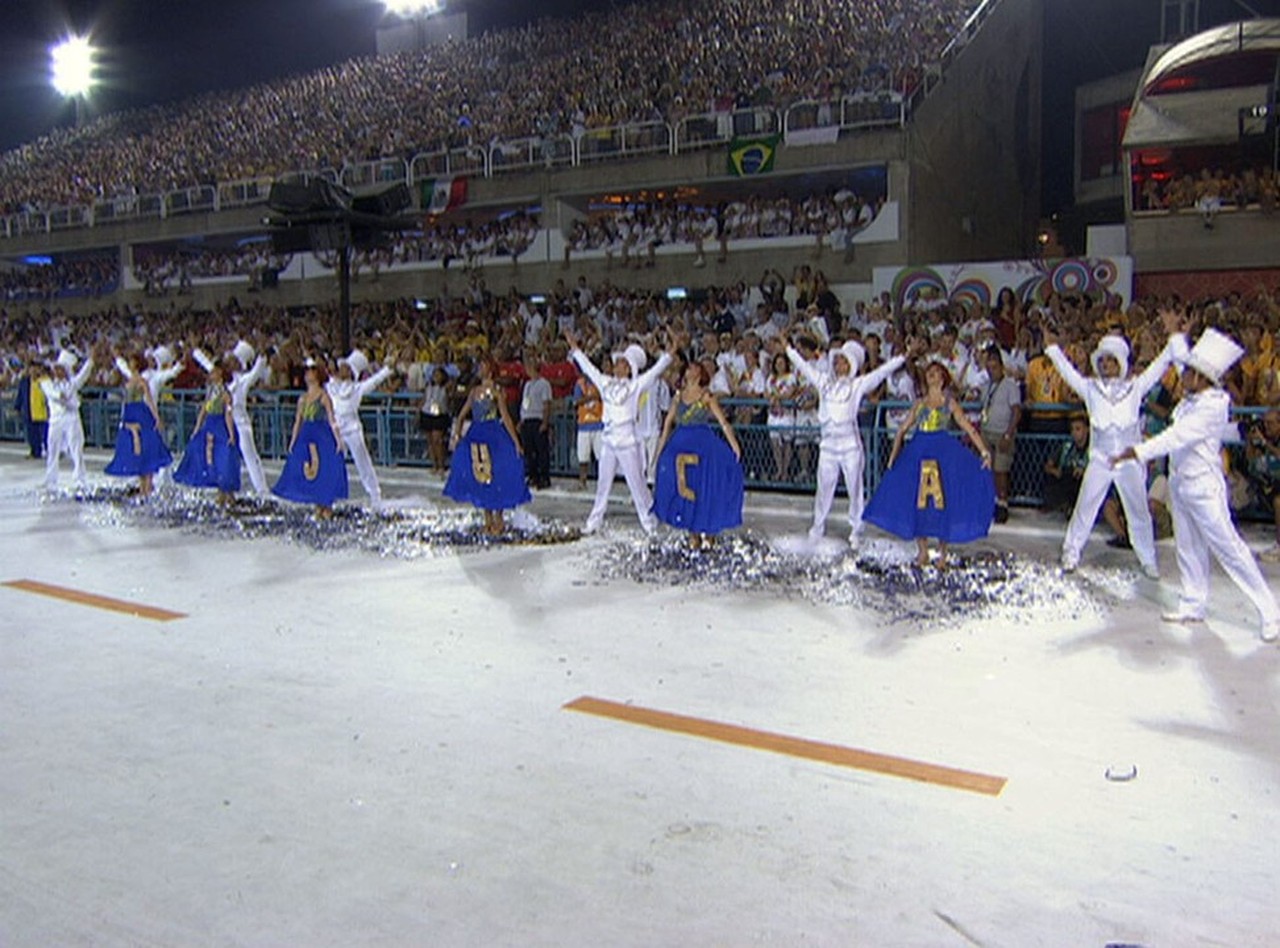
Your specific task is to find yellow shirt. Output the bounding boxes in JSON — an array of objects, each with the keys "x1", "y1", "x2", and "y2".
[{"x1": 30, "y1": 374, "x2": 49, "y2": 422}]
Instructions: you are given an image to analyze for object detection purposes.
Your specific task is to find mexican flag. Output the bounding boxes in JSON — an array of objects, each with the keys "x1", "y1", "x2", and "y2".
[{"x1": 422, "y1": 176, "x2": 468, "y2": 215}]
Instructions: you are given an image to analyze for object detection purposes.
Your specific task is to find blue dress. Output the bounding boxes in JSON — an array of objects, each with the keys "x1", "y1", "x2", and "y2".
[
  {"x1": 105, "y1": 383, "x2": 172, "y2": 477},
  {"x1": 174, "y1": 386, "x2": 242, "y2": 492},
  {"x1": 864, "y1": 404, "x2": 995, "y2": 543},
  {"x1": 444, "y1": 394, "x2": 531, "y2": 511},
  {"x1": 272, "y1": 397, "x2": 349, "y2": 506},
  {"x1": 652, "y1": 398, "x2": 745, "y2": 534}
]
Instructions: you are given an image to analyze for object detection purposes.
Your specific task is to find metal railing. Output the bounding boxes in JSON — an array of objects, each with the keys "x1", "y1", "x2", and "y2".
[{"x1": 3, "y1": 389, "x2": 1276, "y2": 522}]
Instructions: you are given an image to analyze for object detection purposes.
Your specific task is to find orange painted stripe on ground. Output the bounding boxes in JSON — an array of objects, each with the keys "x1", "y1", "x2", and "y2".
[
  {"x1": 3, "y1": 579, "x2": 186, "y2": 623},
  {"x1": 564, "y1": 696, "x2": 1006, "y2": 796}
]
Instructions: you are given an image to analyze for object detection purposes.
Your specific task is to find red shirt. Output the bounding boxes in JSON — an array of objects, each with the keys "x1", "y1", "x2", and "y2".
[
  {"x1": 496, "y1": 360, "x2": 528, "y2": 407},
  {"x1": 540, "y1": 359, "x2": 578, "y2": 399}
]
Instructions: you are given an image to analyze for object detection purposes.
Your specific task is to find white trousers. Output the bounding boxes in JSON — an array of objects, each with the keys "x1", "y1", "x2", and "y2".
[
  {"x1": 810, "y1": 441, "x2": 865, "y2": 540},
  {"x1": 1062, "y1": 459, "x2": 1156, "y2": 570},
  {"x1": 339, "y1": 420, "x2": 380, "y2": 504},
  {"x1": 45, "y1": 416, "x2": 86, "y2": 489},
  {"x1": 234, "y1": 414, "x2": 267, "y2": 494},
  {"x1": 1170, "y1": 478, "x2": 1279, "y2": 624},
  {"x1": 587, "y1": 442, "x2": 655, "y2": 533}
]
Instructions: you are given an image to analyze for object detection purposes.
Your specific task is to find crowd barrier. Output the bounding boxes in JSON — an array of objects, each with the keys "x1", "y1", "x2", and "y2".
[{"x1": 2, "y1": 387, "x2": 1275, "y2": 519}]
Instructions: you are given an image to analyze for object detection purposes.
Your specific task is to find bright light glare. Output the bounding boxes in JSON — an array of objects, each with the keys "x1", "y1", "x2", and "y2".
[
  {"x1": 50, "y1": 36, "x2": 96, "y2": 97},
  {"x1": 384, "y1": 0, "x2": 443, "y2": 15}
]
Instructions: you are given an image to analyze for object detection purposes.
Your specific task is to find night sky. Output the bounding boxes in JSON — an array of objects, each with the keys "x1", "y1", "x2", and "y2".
[{"x1": 0, "y1": 0, "x2": 1276, "y2": 217}]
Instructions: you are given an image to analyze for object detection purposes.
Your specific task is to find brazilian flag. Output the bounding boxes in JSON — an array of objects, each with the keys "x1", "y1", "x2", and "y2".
[{"x1": 727, "y1": 135, "x2": 779, "y2": 176}]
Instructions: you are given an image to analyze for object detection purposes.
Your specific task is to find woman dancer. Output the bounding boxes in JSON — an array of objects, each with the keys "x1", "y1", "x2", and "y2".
[
  {"x1": 444, "y1": 357, "x2": 529, "y2": 536},
  {"x1": 865, "y1": 361, "x2": 993, "y2": 569},
  {"x1": 273, "y1": 361, "x2": 348, "y2": 518},
  {"x1": 652, "y1": 362, "x2": 744, "y2": 548},
  {"x1": 105, "y1": 352, "x2": 172, "y2": 496},
  {"x1": 174, "y1": 359, "x2": 241, "y2": 505},
  {"x1": 565, "y1": 329, "x2": 674, "y2": 535}
]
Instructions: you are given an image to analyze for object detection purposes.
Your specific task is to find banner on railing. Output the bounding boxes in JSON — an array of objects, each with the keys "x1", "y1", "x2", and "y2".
[
  {"x1": 873, "y1": 256, "x2": 1135, "y2": 313},
  {"x1": 785, "y1": 126, "x2": 840, "y2": 148},
  {"x1": 422, "y1": 176, "x2": 468, "y2": 215},
  {"x1": 727, "y1": 135, "x2": 779, "y2": 176}
]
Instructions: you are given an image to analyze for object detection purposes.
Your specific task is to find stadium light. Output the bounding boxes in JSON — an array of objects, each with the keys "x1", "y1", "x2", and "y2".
[
  {"x1": 384, "y1": 0, "x2": 444, "y2": 15},
  {"x1": 50, "y1": 36, "x2": 97, "y2": 99}
]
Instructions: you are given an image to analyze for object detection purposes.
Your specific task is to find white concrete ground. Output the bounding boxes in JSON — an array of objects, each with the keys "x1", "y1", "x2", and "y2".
[{"x1": 2, "y1": 443, "x2": 1279, "y2": 947}]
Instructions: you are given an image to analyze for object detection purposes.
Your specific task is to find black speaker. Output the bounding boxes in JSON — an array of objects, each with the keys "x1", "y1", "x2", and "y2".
[
  {"x1": 351, "y1": 182, "x2": 412, "y2": 218},
  {"x1": 268, "y1": 177, "x2": 352, "y2": 215}
]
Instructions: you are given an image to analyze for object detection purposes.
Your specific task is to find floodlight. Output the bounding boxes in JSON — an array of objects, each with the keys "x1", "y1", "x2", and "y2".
[
  {"x1": 384, "y1": 0, "x2": 444, "y2": 15},
  {"x1": 50, "y1": 36, "x2": 97, "y2": 98}
]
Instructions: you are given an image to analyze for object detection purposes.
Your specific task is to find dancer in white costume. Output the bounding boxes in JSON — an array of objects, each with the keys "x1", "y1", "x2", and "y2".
[
  {"x1": 197, "y1": 341, "x2": 269, "y2": 494},
  {"x1": 565, "y1": 329, "x2": 674, "y2": 534},
  {"x1": 1115, "y1": 327, "x2": 1280, "y2": 643},
  {"x1": 782, "y1": 331, "x2": 905, "y2": 546},
  {"x1": 41, "y1": 349, "x2": 94, "y2": 490},
  {"x1": 326, "y1": 349, "x2": 393, "y2": 506},
  {"x1": 1044, "y1": 309, "x2": 1186, "y2": 578}
]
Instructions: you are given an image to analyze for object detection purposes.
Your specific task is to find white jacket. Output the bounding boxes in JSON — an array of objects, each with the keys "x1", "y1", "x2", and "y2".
[
  {"x1": 571, "y1": 349, "x2": 672, "y2": 450},
  {"x1": 1045, "y1": 334, "x2": 1186, "y2": 461},
  {"x1": 1134, "y1": 387, "x2": 1233, "y2": 490},
  {"x1": 40, "y1": 360, "x2": 93, "y2": 424},
  {"x1": 786, "y1": 346, "x2": 903, "y2": 448},
  {"x1": 327, "y1": 367, "x2": 393, "y2": 429}
]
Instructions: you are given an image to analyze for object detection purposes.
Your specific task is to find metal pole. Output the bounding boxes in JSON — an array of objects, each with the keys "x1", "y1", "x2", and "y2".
[{"x1": 339, "y1": 242, "x2": 352, "y2": 354}]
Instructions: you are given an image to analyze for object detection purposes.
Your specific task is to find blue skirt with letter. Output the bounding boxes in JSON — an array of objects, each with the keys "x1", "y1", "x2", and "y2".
[
  {"x1": 652, "y1": 425, "x2": 744, "y2": 535},
  {"x1": 105, "y1": 401, "x2": 172, "y2": 477},
  {"x1": 272, "y1": 419, "x2": 349, "y2": 506},
  {"x1": 174, "y1": 415, "x2": 242, "y2": 492},
  {"x1": 444, "y1": 419, "x2": 531, "y2": 511},
  {"x1": 864, "y1": 431, "x2": 994, "y2": 542}
]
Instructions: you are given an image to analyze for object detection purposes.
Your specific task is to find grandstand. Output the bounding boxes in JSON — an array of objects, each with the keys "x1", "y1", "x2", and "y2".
[{"x1": 0, "y1": 0, "x2": 1040, "y2": 311}]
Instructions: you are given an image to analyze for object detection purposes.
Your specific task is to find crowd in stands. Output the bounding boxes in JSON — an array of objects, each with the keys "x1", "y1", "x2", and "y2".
[
  {"x1": 0, "y1": 256, "x2": 119, "y2": 302},
  {"x1": 564, "y1": 191, "x2": 882, "y2": 267},
  {"x1": 333, "y1": 211, "x2": 541, "y2": 278},
  {"x1": 0, "y1": 0, "x2": 976, "y2": 214},
  {"x1": 132, "y1": 246, "x2": 293, "y2": 295},
  {"x1": 1136, "y1": 165, "x2": 1280, "y2": 219}
]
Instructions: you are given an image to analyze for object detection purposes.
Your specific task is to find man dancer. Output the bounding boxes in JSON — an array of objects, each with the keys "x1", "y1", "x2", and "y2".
[
  {"x1": 327, "y1": 349, "x2": 392, "y2": 506},
  {"x1": 227, "y1": 340, "x2": 270, "y2": 495},
  {"x1": 1115, "y1": 327, "x2": 1280, "y2": 643},
  {"x1": 565, "y1": 329, "x2": 673, "y2": 534},
  {"x1": 783, "y1": 331, "x2": 905, "y2": 547},
  {"x1": 1044, "y1": 310, "x2": 1184, "y2": 577},
  {"x1": 41, "y1": 349, "x2": 93, "y2": 491}
]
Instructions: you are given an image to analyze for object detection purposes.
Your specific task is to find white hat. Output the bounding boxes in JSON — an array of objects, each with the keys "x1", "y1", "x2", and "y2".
[
  {"x1": 152, "y1": 345, "x2": 175, "y2": 368},
  {"x1": 1185, "y1": 327, "x2": 1244, "y2": 385},
  {"x1": 611, "y1": 344, "x2": 647, "y2": 378},
  {"x1": 341, "y1": 349, "x2": 370, "y2": 378},
  {"x1": 56, "y1": 349, "x2": 77, "y2": 371},
  {"x1": 232, "y1": 340, "x2": 255, "y2": 370},
  {"x1": 831, "y1": 341, "x2": 866, "y2": 374},
  {"x1": 1090, "y1": 335, "x2": 1130, "y2": 377}
]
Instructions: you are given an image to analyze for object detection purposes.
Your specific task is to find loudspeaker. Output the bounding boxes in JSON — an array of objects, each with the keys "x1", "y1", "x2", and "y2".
[
  {"x1": 352, "y1": 183, "x2": 412, "y2": 218},
  {"x1": 268, "y1": 177, "x2": 352, "y2": 215}
]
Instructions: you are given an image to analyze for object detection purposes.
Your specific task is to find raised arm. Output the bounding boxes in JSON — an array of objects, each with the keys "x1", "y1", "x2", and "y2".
[
  {"x1": 71, "y1": 359, "x2": 94, "y2": 392},
  {"x1": 244, "y1": 355, "x2": 269, "y2": 388},
  {"x1": 1133, "y1": 333, "x2": 1188, "y2": 397},
  {"x1": 1043, "y1": 345, "x2": 1088, "y2": 401},
  {"x1": 357, "y1": 366, "x2": 394, "y2": 399},
  {"x1": 855, "y1": 354, "x2": 906, "y2": 396},
  {"x1": 784, "y1": 344, "x2": 824, "y2": 388},
  {"x1": 569, "y1": 348, "x2": 609, "y2": 392},
  {"x1": 156, "y1": 363, "x2": 184, "y2": 388},
  {"x1": 634, "y1": 351, "x2": 673, "y2": 393}
]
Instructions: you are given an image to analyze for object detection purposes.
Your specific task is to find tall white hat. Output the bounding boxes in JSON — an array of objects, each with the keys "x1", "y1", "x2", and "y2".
[
  {"x1": 56, "y1": 349, "x2": 78, "y2": 371},
  {"x1": 1185, "y1": 327, "x2": 1243, "y2": 385},
  {"x1": 1090, "y1": 335, "x2": 1130, "y2": 377},
  {"x1": 831, "y1": 341, "x2": 866, "y2": 374},
  {"x1": 232, "y1": 340, "x2": 255, "y2": 370},
  {"x1": 612, "y1": 344, "x2": 647, "y2": 378},
  {"x1": 341, "y1": 349, "x2": 370, "y2": 378},
  {"x1": 152, "y1": 345, "x2": 175, "y2": 368}
]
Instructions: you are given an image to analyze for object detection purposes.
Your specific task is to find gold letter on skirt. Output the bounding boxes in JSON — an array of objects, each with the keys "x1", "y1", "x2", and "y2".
[{"x1": 917, "y1": 459, "x2": 945, "y2": 510}]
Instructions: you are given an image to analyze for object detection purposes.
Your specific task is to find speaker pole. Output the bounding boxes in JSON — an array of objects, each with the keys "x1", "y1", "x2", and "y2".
[{"x1": 338, "y1": 240, "x2": 352, "y2": 354}]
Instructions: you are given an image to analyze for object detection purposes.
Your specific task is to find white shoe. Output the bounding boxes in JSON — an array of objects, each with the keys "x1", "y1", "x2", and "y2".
[
  {"x1": 1258, "y1": 544, "x2": 1280, "y2": 564},
  {"x1": 1140, "y1": 562, "x2": 1160, "y2": 580},
  {"x1": 1061, "y1": 558, "x2": 1078, "y2": 573},
  {"x1": 1261, "y1": 620, "x2": 1280, "y2": 643},
  {"x1": 1161, "y1": 609, "x2": 1205, "y2": 624}
]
